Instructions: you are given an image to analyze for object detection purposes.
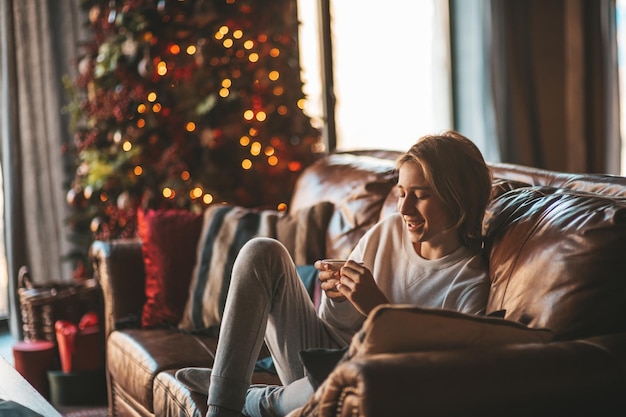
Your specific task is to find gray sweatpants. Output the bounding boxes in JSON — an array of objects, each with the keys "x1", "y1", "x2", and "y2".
[{"x1": 207, "y1": 237, "x2": 347, "y2": 417}]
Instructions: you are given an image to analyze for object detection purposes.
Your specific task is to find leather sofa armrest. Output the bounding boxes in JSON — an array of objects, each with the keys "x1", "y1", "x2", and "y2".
[
  {"x1": 90, "y1": 239, "x2": 146, "y2": 338},
  {"x1": 309, "y1": 333, "x2": 626, "y2": 417}
]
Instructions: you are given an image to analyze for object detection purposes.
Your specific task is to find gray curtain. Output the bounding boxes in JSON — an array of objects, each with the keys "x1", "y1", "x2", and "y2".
[
  {"x1": 452, "y1": 0, "x2": 620, "y2": 174},
  {"x1": 0, "y1": 0, "x2": 85, "y2": 339},
  {"x1": 449, "y1": 0, "x2": 501, "y2": 162}
]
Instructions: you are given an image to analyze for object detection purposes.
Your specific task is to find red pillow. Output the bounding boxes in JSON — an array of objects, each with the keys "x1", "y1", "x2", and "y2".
[{"x1": 137, "y1": 208, "x2": 204, "y2": 328}]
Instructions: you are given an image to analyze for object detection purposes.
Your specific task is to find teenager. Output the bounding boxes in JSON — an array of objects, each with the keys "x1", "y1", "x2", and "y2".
[{"x1": 176, "y1": 131, "x2": 493, "y2": 417}]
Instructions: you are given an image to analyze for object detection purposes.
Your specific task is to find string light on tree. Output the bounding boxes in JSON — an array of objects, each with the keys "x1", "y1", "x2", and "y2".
[{"x1": 64, "y1": 0, "x2": 322, "y2": 273}]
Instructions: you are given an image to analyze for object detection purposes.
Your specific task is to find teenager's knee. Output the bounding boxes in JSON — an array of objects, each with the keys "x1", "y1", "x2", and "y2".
[
  {"x1": 231, "y1": 238, "x2": 294, "y2": 293},
  {"x1": 239, "y1": 237, "x2": 288, "y2": 260}
]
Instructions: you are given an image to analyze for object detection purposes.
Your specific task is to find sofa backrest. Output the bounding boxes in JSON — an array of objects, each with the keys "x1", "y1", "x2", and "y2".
[
  {"x1": 484, "y1": 187, "x2": 626, "y2": 340},
  {"x1": 290, "y1": 152, "x2": 399, "y2": 259},
  {"x1": 486, "y1": 164, "x2": 626, "y2": 340},
  {"x1": 291, "y1": 152, "x2": 626, "y2": 340},
  {"x1": 489, "y1": 162, "x2": 626, "y2": 197}
]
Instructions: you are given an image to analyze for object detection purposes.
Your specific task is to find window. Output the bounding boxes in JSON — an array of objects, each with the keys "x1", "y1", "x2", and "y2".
[{"x1": 297, "y1": 0, "x2": 453, "y2": 152}]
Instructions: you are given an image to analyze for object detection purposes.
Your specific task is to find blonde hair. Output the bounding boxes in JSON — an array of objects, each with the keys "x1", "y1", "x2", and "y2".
[{"x1": 397, "y1": 131, "x2": 492, "y2": 249}]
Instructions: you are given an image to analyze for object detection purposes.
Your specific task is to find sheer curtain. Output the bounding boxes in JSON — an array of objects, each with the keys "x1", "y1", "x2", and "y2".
[{"x1": 0, "y1": 0, "x2": 84, "y2": 338}]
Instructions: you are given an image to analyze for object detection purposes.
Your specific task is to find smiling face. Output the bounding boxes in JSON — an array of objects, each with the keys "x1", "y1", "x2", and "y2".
[
  {"x1": 396, "y1": 160, "x2": 462, "y2": 259},
  {"x1": 396, "y1": 131, "x2": 492, "y2": 253}
]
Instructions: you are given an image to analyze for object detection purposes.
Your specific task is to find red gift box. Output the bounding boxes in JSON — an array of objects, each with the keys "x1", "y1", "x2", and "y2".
[{"x1": 55, "y1": 311, "x2": 104, "y2": 373}]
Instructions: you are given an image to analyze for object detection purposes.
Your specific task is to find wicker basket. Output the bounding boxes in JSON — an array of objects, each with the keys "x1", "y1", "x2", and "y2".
[{"x1": 18, "y1": 266, "x2": 102, "y2": 343}]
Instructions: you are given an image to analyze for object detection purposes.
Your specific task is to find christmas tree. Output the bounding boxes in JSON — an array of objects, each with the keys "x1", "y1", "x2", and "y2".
[{"x1": 64, "y1": 0, "x2": 323, "y2": 272}]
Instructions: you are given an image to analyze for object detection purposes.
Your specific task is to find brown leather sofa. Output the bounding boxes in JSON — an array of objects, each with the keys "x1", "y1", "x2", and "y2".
[{"x1": 92, "y1": 150, "x2": 626, "y2": 417}]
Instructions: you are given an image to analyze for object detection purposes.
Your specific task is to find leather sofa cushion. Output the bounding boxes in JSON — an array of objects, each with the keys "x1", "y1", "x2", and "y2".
[
  {"x1": 154, "y1": 368, "x2": 282, "y2": 417},
  {"x1": 154, "y1": 370, "x2": 208, "y2": 417},
  {"x1": 485, "y1": 187, "x2": 626, "y2": 340},
  {"x1": 107, "y1": 329, "x2": 217, "y2": 413}
]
